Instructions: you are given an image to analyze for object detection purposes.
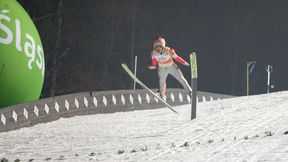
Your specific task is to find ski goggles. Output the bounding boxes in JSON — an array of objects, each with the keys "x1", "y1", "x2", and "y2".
[{"x1": 153, "y1": 45, "x2": 164, "y2": 49}]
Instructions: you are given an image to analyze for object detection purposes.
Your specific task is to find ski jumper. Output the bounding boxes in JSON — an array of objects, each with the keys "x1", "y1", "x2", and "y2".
[{"x1": 150, "y1": 47, "x2": 192, "y2": 97}]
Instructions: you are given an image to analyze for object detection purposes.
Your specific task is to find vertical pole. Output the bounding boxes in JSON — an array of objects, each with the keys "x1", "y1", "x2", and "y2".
[
  {"x1": 133, "y1": 56, "x2": 138, "y2": 90},
  {"x1": 190, "y1": 53, "x2": 198, "y2": 120},
  {"x1": 246, "y1": 62, "x2": 249, "y2": 96},
  {"x1": 246, "y1": 61, "x2": 255, "y2": 96},
  {"x1": 130, "y1": 0, "x2": 136, "y2": 89},
  {"x1": 191, "y1": 78, "x2": 197, "y2": 119},
  {"x1": 267, "y1": 67, "x2": 270, "y2": 93},
  {"x1": 266, "y1": 65, "x2": 272, "y2": 93}
]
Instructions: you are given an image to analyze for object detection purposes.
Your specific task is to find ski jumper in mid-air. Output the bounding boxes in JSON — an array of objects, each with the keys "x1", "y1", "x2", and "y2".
[{"x1": 148, "y1": 37, "x2": 192, "y2": 101}]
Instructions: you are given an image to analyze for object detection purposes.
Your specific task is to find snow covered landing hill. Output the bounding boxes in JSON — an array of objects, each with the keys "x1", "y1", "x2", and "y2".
[{"x1": 1, "y1": 91, "x2": 288, "y2": 162}]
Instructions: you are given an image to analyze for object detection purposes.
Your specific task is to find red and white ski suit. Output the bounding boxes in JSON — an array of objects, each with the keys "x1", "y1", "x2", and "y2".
[{"x1": 150, "y1": 47, "x2": 192, "y2": 97}]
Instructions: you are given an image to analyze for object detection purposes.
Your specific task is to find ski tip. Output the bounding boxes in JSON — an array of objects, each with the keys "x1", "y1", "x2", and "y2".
[{"x1": 121, "y1": 63, "x2": 127, "y2": 68}]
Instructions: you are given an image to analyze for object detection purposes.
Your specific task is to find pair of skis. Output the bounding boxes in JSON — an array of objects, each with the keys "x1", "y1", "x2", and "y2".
[{"x1": 122, "y1": 53, "x2": 197, "y2": 118}]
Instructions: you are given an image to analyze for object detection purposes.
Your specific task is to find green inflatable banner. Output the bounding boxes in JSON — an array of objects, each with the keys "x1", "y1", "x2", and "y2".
[{"x1": 0, "y1": 0, "x2": 45, "y2": 108}]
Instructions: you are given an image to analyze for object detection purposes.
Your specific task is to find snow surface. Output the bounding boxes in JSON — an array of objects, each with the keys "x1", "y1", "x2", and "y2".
[{"x1": 1, "y1": 91, "x2": 288, "y2": 162}]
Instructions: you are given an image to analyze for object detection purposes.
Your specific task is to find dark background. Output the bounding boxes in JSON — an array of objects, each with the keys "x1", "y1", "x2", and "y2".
[{"x1": 18, "y1": 0, "x2": 288, "y2": 97}]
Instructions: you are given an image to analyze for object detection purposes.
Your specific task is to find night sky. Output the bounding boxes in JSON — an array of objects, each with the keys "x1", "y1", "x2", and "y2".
[{"x1": 19, "y1": 0, "x2": 288, "y2": 97}]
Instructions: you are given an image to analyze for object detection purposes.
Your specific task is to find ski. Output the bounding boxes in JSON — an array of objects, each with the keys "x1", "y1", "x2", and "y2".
[
  {"x1": 189, "y1": 52, "x2": 198, "y2": 120},
  {"x1": 121, "y1": 63, "x2": 178, "y2": 114}
]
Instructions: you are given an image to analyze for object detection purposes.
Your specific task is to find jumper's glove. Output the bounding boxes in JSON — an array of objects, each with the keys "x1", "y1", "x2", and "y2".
[
  {"x1": 183, "y1": 62, "x2": 190, "y2": 66},
  {"x1": 148, "y1": 66, "x2": 156, "y2": 70}
]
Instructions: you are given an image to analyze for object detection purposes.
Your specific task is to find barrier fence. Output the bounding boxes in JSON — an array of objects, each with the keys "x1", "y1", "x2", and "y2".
[{"x1": 0, "y1": 89, "x2": 233, "y2": 132}]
